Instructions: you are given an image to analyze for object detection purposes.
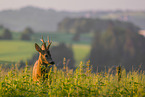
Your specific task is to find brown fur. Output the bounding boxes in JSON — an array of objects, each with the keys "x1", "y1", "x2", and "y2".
[{"x1": 33, "y1": 37, "x2": 54, "y2": 81}]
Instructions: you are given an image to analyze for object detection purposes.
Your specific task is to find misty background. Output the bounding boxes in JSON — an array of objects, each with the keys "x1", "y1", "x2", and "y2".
[{"x1": 0, "y1": 0, "x2": 145, "y2": 72}]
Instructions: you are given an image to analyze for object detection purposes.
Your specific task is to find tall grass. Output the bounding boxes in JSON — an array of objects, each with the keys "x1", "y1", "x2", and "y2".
[{"x1": 0, "y1": 62, "x2": 145, "y2": 97}]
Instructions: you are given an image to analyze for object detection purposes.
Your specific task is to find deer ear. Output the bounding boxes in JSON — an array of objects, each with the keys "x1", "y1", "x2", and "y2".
[{"x1": 35, "y1": 43, "x2": 42, "y2": 52}]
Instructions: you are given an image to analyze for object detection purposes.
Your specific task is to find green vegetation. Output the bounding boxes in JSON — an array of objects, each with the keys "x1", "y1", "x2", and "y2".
[
  {"x1": 0, "y1": 40, "x2": 35, "y2": 63},
  {"x1": 58, "y1": 17, "x2": 145, "y2": 72},
  {"x1": 0, "y1": 63, "x2": 145, "y2": 96},
  {"x1": 51, "y1": 43, "x2": 75, "y2": 69},
  {"x1": 0, "y1": 40, "x2": 90, "y2": 65},
  {"x1": 90, "y1": 24, "x2": 145, "y2": 72},
  {"x1": 0, "y1": 14, "x2": 145, "y2": 96},
  {"x1": 73, "y1": 44, "x2": 91, "y2": 64},
  {"x1": 0, "y1": 27, "x2": 13, "y2": 40}
]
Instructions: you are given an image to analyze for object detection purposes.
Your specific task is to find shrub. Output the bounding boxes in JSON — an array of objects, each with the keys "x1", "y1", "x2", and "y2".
[
  {"x1": 0, "y1": 62, "x2": 145, "y2": 96},
  {"x1": 2, "y1": 28, "x2": 12, "y2": 40},
  {"x1": 50, "y1": 43, "x2": 75, "y2": 69}
]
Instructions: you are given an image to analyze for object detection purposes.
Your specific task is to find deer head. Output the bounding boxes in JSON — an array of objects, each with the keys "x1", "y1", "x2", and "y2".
[{"x1": 35, "y1": 36, "x2": 55, "y2": 65}]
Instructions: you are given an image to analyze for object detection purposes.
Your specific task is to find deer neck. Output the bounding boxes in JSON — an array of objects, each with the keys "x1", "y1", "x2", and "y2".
[{"x1": 38, "y1": 56, "x2": 47, "y2": 67}]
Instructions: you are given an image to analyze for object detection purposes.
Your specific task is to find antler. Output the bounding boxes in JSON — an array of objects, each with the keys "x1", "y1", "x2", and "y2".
[
  {"x1": 40, "y1": 36, "x2": 46, "y2": 50},
  {"x1": 40, "y1": 36, "x2": 45, "y2": 44},
  {"x1": 47, "y1": 36, "x2": 52, "y2": 49}
]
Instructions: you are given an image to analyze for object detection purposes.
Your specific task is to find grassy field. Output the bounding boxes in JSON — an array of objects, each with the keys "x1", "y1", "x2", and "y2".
[
  {"x1": 73, "y1": 44, "x2": 91, "y2": 64},
  {"x1": 0, "y1": 31, "x2": 92, "y2": 64},
  {"x1": 0, "y1": 33, "x2": 145, "y2": 96},
  {"x1": 0, "y1": 40, "x2": 35, "y2": 63},
  {"x1": 0, "y1": 63, "x2": 145, "y2": 96},
  {"x1": 0, "y1": 40, "x2": 91, "y2": 65}
]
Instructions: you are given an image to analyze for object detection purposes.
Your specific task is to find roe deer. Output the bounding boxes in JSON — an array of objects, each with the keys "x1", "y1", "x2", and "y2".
[{"x1": 33, "y1": 36, "x2": 55, "y2": 81}]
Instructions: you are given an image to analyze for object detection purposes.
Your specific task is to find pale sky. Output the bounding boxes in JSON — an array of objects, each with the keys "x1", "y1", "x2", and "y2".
[{"x1": 0, "y1": 0, "x2": 145, "y2": 11}]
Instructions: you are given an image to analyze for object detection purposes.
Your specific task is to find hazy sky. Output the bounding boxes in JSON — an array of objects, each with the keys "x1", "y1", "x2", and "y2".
[{"x1": 0, "y1": 0, "x2": 145, "y2": 11}]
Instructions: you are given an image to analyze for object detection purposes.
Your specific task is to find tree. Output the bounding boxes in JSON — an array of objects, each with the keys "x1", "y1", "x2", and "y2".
[
  {"x1": 20, "y1": 33, "x2": 31, "y2": 40},
  {"x1": 72, "y1": 32, "x2": 81, "y2": 41},
  {"x1": 90, "y1": 25, "x2": 145, "y2": 72},
  {"x1": 20, "y1": 27, "x2": 34, "y2": 40},
  {"x1": 2, "y1": 28, "x2": 12, "y2": 40},
  {"x1": 50, "y1": 43, "x2": 75, "y2": 69},
  {"x1": 0, "y1": 25, "x2": 4, "y2": 29},
  {"x1": 23, "y1": 27, "x2": 34, "y2": 34}
]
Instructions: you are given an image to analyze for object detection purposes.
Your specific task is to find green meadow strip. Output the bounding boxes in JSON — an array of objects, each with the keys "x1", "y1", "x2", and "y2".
[{"x1": 0, "y1": 62, "x2": 145, "y2": 97}]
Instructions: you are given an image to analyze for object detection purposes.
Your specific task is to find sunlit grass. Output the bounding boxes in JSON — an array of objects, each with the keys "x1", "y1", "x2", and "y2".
[
  {"x1": 73, "y1": 44, "x2": 91, "y2": 64},
  {"x1": 0, "y1": 62, "x2": 145, "y2": 96},
  {"x1": 0, "y1": 40, "x2": 35, "y2": 62}
]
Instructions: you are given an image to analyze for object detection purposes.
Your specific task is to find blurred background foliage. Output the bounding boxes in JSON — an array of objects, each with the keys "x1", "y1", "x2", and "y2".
[{"x1": 0, "y1": 7, "x2": 145, "y2": 72}]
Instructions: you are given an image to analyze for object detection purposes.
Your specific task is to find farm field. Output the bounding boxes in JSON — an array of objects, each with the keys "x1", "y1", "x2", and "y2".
[
  {"x1": 0, "y1": 40, "x2": 35, "y2": 63},
  {"x1": 73, "y1": 44, "x2": 91, "y2": 64},
  {"x1": 0, "y1": 40, "x2": 91, "y2": 65}
]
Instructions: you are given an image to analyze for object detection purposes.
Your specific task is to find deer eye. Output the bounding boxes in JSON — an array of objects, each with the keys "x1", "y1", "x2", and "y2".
[{"x1": 45, "y1": 55, "x2": 48, "y2": 58}]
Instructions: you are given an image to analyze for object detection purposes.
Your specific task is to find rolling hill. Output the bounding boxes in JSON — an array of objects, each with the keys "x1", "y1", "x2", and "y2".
[{"x1": 0, "y1": 6, "x2": 145, "y2": 32}]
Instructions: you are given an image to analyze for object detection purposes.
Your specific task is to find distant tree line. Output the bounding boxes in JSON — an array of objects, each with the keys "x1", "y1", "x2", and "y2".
[
  {"x1": 90, "y1": 26, "x2": 145, "y2": 72},
  {"x1": 20, "y1": 27, "x2": 34, "y2": 41},
  {"x1": 58, "y1": 18, "x2": 145, "y2": 72},
  {"x1": 58, "y1": 18, "x2": 139, "y2": 34},
  {"x1": 58, "y1": 18, "x2": 139, "y2": 42},
  {"x1": 0, "y1": 25, "x2": 34, "y2": 40},
  {"x1": 0, "y1": 25, "x2": 12, "y2": 40}
]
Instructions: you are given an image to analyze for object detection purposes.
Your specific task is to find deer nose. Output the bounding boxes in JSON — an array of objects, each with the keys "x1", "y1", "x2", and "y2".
[{"x1": 49, "y1": 61, "x2": 55, "y2": 65}]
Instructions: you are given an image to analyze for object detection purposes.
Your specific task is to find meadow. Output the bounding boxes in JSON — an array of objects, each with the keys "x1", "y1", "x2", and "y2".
[
  {"x1": 0, "y1": 32, "x2": 145, "y2": 96},
  {"x1": 0, "y1": 62, "x2": 145, "y2": 96},
  {"x1": 0, "y1": 40, "x2": 90, "y2": 65},
  {"x1": 0, "y1": 32, "x2": 92, "y2": 65},
  {"x1": 0, "y1": 40, "x2": 35, "y2": 63}
]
